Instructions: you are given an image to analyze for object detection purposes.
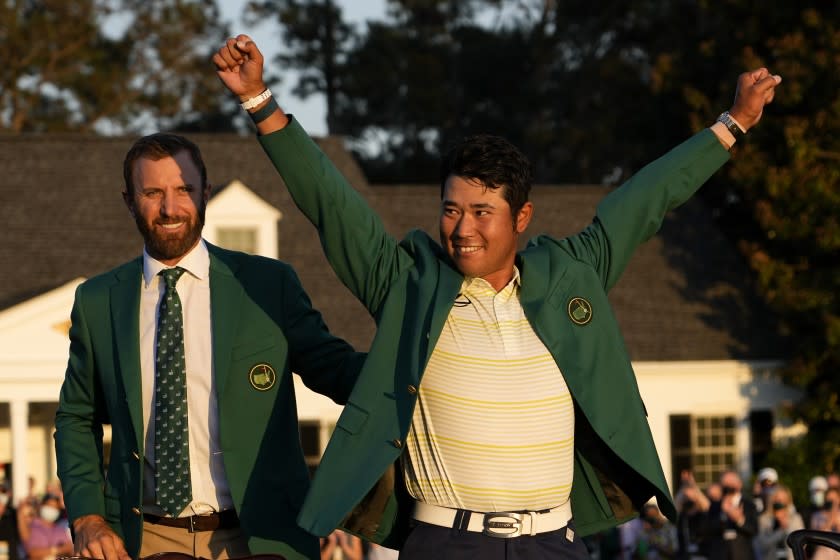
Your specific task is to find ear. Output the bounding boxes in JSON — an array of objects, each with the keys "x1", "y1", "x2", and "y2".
[
  {"x1": 122, "y1": 190, "x2": 135, "y2": 216},
  {"x1": 203, "y1": 183, "x2": 212, "y2": 204},
  {"x1": 514, "y1": 201, "x2": 533, "y2": 234}
]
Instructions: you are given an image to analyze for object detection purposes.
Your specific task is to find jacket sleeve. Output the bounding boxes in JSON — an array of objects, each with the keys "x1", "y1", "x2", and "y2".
[
  {"x1": 54, "y1": 285, "x2": 108, "y2": 524},
  {"x1": 280, "y1": 264, "x2": 366, "y2": 404},
  {"x1": 258, "y1": 118, "x2": 414, "y2": 316},
  {"x1": 560, "y1": 129, "x2": 730, "y2": 291}
]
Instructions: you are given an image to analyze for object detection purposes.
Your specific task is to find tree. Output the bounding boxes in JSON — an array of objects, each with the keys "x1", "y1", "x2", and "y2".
[
  {"x1": 244, "y1": 0, "x2": 355, "y2": 133},
  {"x1": 324, "y1": 0, "x2": 679, "y2": 183},
  {"x1": 632, "y1": 1, "x2": 840, "y2": 479},
  {"x1": 0, "y1": 0, "x2": 236, "y2": 134}
]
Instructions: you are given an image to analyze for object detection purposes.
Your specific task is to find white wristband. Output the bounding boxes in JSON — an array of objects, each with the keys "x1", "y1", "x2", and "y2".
[{"x1": 240, "y1": 89, "x2": 272, "y2": 111}]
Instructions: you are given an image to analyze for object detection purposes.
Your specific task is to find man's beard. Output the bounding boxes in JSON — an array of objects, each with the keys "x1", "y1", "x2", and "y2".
[{"x1": 135, "y1": 206, "x2": 205, "y2": 262}]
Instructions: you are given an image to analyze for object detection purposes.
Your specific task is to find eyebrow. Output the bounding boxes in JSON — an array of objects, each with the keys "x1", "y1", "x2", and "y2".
[
  {"x1": 140, "y1": 183, "x2": 194, "y2": 191},
  {"x1": 442, "y1": 200, "x2": 497, "y2": 209}
]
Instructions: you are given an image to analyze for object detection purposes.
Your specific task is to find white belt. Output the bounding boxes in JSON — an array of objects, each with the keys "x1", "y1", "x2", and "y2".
[{"x1": 412, "y1": 501, "x2": 573, "y2": 538}]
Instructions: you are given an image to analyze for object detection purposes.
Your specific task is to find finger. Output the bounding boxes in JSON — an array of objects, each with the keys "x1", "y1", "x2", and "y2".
[
  {"x1": 755, "y1": 73, "x2": 782, "y2": 91},
  {"x1": 749, "y1": 67, "x2": 769, "y2": 82},
  {"x1": 82, "y1": 541, "x2": 104, "y2": 560},
  {"x1": 235, "y1": 38, "x2": 264, "y2": 66},
  {"x1": 99, "y1": 536, "x2": 121, "y2": 560},
  {"x1": 109, "y1": 535, "x2": 130, "y2": 560},
  {"x1": 224, "y1": 38, "x2": 246, "y2": 63},
  {"x1": 218, "y1": 40, "x2": 243, "y2": 68},
  {"x1": 212, "y1": 52, "x2": 238, "y2": 72}
]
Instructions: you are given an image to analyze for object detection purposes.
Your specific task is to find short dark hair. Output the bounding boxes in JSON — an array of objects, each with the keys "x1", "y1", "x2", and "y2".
[
  {"x1": 123, "y1": 133, "x2": 207, "y2": 195},
  {"x1": 439, "y1": 134, "x2": 532, "y2": 218}
]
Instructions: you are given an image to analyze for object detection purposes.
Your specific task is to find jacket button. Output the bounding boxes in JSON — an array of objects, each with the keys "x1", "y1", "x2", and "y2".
[
  {"x1": 407, "y1": 385, "x2": 417, "y2": 395},
  {"x1": 131, "y1": 507, "x2": 142, "y2": 516},
  {"x1": 392, "y1": 438, "x2": 403, "y2": 449},
  {"x1": 132, "y1": 451, "x2": 141, "y2": 460}
]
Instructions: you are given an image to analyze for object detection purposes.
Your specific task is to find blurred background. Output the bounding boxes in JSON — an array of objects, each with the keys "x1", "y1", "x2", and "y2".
[{"x1": 0, "y1": 1, "x2": 839, "y2": 552}]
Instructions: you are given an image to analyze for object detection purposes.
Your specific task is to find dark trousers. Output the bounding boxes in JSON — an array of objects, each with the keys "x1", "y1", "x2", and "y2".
[{"x1": 399, "y1": 521, "x2": 590, "y2": 560}]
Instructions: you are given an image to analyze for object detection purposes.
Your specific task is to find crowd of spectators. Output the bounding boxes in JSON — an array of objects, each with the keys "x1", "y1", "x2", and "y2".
[
  {"x1": 0, "y1": 478, "x2": 72, "y2": 560},
  {"x1": 591, "y1": 467, "x2": 840, "y2": 560},
  {"x1": 3, "y1": 468, "x2": 839, "y2": 560}
]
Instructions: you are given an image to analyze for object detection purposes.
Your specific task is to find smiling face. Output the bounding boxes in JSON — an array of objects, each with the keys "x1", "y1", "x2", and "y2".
[
  {"x1": 124, "y1": 150, "x2": 210, "y2": 265},
  {"x1": 439, "y1": 175, "x2": 532, "y2": 291}
]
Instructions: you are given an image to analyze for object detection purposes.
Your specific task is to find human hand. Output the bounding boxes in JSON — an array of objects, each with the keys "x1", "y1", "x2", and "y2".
[
  {"x1": 213, "y1": 34, "x2": 268, "y2": 102},
  {"x1": 721, "y1": 498, "x2": 745, "y2": 525},
  {"x1": 319, "y1": 532, "x2": 337, "y2": 560},
  {"x1": 728, "y1": 68, "x2": 782, "y2": 132},
  {"x1": 72, "y1": 515, "x2": 131, "y2": 560},
  {"x1": 335, "y1": 531, "x2": 364, "y2": 560}
]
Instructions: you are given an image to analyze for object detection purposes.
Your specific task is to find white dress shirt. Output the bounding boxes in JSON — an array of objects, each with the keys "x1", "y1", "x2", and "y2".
[{"x1": 139, "y1": 240, "x2": 232, "y2": 515}]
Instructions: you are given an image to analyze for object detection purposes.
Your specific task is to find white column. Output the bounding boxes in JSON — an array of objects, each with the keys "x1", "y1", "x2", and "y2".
[{"x1": 10, "y1": 399, "x2": 28, "y2": 506}]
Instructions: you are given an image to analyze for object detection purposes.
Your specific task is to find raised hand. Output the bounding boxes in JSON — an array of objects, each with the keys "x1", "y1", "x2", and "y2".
[
  {"x1": 213, "y1": 34, "x2": 267, "y2": 101},
  {"x1": 729, "y1": 68, "x2": 782, "y2": 131}
]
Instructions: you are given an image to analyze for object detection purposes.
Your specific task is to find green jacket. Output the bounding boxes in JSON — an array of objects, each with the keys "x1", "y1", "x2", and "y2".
[
  {"x1": 55, "y1": 244, "x2": 364, "y2": 560},
  {"x1": 258, "y1": 119, "x2": 730, "y2": 546}
]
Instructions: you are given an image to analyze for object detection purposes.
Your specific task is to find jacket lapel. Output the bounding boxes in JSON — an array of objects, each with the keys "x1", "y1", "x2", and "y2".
[
  {"x1": 518, "y1": 248, "x2": 553, "y2": 322},
  {"x1": 207, "y1": 245, "x2": 244, "y2": 399},
  {"x1": 424, "y1": 258, "x2": 463, "y2": 368},
  {"x1": 111, "y1": 258, "x2": 143, "y2": 450}
]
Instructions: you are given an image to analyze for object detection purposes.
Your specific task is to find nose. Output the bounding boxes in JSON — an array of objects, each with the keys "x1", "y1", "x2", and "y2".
[
  {"x1": 452, "y1": 214, "x2": 474, "y2": 238},
  {"x1": 160, "y1": 190, "x2": 177, "y2": 216}
]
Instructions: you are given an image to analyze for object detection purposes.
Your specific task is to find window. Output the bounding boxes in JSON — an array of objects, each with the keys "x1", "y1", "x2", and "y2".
[
  {"x1": 216, "y1": 227, "x2": 258, "y2": 254},
  {"x1": 750, "y1": 410, "x2": 774, "y2": 470},
  {"x1": 670, "y1": 414, "x2": 737, "y2": 487}
]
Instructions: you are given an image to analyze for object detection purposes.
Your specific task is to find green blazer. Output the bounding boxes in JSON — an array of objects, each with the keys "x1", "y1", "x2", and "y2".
[
  {"x1": 257, "y1": 119, "x2": 730, "y2": 546},
  {"x1": 55, "y1": 243, "x2": 364, "y2": 560}
]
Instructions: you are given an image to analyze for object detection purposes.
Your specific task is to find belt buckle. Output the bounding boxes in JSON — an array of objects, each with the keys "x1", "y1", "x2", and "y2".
[{"x1": 483, "y1": 512, "x2": 523, "y2": 538}]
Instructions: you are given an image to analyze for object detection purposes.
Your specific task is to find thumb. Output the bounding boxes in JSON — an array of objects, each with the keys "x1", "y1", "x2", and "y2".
[{"x1": 234, "y1": 34, "x2": 263, "y2": 64}]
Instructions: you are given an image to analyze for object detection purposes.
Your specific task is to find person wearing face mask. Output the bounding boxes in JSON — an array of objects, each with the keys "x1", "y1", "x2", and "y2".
[
  {"x1": 0, "y1": 483, "x2": 22, "y2": 560},
  {"x1": 802, "y1": 476, "x2": 829, "y2": 530},
  {"x1": 674, "y1": 471, "x2": 711, "y2": 560},
  {"x1": 703, "y1": 470, "x2": 758, "y2": 560},
  {"x1": 810, "y1": 487, "x2": 840, "y2": 560},
  {"x1": 23, "y1": 495, "x2": 73, "y2": 560},
  {"x1": 755, "y1": 485, "x2": 803, "y2": 560},
  {"x1": 754, "y1": 468, "x2": 779, "y2": 515}
]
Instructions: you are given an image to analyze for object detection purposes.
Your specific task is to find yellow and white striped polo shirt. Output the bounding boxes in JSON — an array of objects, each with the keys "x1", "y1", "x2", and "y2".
[{"x1": 403, "y1": 268, "x2": 574, "y2": 512}]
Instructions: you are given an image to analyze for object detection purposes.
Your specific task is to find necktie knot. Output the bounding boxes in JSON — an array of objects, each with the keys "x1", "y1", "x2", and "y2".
[{"x1": 160, "y1": 267, "x2": 186, "y2": 289}]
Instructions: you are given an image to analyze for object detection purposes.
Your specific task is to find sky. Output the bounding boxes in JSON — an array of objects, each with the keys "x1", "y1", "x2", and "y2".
[{"x1": 217, "y1": 0, "x2": 388, "y2": 136}]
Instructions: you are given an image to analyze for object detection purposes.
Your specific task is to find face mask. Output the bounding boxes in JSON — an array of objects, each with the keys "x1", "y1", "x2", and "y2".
[
  {"x1": 0, "y1": 493, "x2": 8, "y2": 506},
  {"x1": 812, "y1": 492, "x2": 826, "y2": 508},
  {"x1": 39, "y1": 505, "x2": 61, "y2": 523}
]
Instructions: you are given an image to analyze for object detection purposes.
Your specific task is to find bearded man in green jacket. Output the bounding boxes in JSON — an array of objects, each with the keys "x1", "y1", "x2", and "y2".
[{"x1": 215, "y1": 35, "x2": 781, "y2": 560}]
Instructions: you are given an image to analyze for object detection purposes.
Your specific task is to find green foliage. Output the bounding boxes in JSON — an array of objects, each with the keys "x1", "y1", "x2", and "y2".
[
  {"x1": 244, "y1": 0, "x2": 355, "y2": 132},
  {"x1": 583, "y1": 1, "x2": 840, "y2": 470},
  {"x1": 0, "y1": 0, "x2": 237, "y2": 133}
]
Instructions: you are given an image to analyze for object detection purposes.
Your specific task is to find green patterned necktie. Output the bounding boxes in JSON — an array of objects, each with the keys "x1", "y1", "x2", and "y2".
[{"x1": 154, "y1": 267, "x2": 192, "y2": 516}]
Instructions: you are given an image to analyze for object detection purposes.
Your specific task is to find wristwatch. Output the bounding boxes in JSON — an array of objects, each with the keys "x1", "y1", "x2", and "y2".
[{"x1": 717, "y1": 111, "x2": 746, "y2": 140}]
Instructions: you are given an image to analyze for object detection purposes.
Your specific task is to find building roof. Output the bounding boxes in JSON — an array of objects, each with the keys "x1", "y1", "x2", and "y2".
[{"x1": 0, "y1": 132, "x2": 786, "y2": 361}]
